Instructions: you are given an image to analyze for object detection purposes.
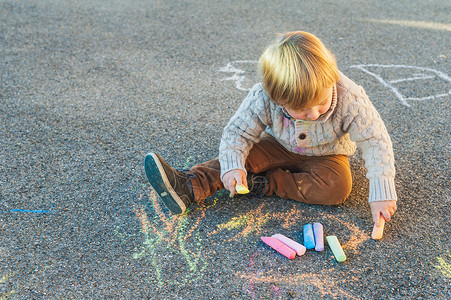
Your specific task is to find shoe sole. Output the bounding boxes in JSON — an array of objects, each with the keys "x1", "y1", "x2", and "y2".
[{"x1": 144, "y1": 153, "x2": 186, "y2": 214}]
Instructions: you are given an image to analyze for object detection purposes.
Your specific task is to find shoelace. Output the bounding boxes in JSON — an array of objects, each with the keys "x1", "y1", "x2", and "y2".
[
  {"x1": 248, "y1": 175, "x2": 268, "y2": 197},
  {"x1": 180, "y1": 169, "x2": 196, "y2": 179}
]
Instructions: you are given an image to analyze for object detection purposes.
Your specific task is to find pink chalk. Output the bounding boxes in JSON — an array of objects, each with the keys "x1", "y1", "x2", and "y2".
[
  {"x1": 313, "y1": 223, "x2": 324, "y2": 251},
  {"x1": 261, "y1": 237, "x2": 296, "y2": 259},
  {"x1": 271, "y1": 234, "x2": 306, "y2": 256}
]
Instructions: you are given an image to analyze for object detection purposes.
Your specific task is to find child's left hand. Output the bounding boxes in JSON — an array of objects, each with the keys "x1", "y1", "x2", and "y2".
[{"x1": 370, "y1": 200, "x2": 397, "y2": 225}]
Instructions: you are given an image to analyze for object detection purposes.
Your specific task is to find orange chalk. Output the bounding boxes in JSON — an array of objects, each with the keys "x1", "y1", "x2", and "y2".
[
  {"x1": 261, "y1": 237, "x2": 296, "y2": 259},
  {"x1": 372, "y1": 216, "x2": 385, "y2": 240}
]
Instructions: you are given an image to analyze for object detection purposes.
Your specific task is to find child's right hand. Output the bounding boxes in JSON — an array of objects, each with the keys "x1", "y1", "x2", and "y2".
[
  {"x1": 370, "y1": 200, "x2": 397, "y2": 225},
  {"x1": 222, "y1": 169, "x2": 247, "y2": 196}
]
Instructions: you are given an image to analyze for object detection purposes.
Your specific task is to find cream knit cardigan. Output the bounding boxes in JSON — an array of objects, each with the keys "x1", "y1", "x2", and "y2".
[{"x1": 219, "y1": 71, "x2": 397, "y2": 203}]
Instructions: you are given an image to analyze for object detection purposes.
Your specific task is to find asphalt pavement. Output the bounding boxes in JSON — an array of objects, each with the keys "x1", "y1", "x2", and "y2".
[{"x1": 1, "y1": 0, "x2": 450, "y2": 298}]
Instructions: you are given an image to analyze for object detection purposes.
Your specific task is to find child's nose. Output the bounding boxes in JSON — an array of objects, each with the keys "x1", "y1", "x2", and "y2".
[{"x1": 306, "y1": 110, "x2": 320, "y2": 121}]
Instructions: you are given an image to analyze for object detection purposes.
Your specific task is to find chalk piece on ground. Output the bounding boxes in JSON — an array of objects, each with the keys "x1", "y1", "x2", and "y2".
[
  {"x1": 303, "y1": 224, "x2": 315, "y2": 249},
  {"x1": 261, "y1": 237, "x2": 296, "y2": 259},
  {"x1": 326, "y1": 235, "x2": 346, "y2": 262},
  {"x1": 272, "y1": 234, "x2": 306, "y2": 256},
  {"x1": 235, "y1": 184, "x2": 250, "y2": 194},
  {"x1": 313, "y1": 223, "x2": 324, "y2": 251},
  {"x1": 372, "y1": 216, "x2": 385, "y2": 240}
]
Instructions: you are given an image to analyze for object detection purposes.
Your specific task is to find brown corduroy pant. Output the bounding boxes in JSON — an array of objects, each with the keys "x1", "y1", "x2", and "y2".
[{"x1": 189, "y1": 133, "x2": 352, "y2": 205}]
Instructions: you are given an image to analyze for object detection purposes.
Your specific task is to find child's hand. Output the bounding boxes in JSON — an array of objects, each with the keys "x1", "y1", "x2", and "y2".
[
  {"x1": 222, "y1": 169, "x2": 247, "y2": 196},
  {"x1": 370, "y1": 200, "x2": 397, "y2": 225}
]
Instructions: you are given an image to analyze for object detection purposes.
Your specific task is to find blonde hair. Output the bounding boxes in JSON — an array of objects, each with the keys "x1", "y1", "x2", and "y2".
[{"x1": 259, "y1": 31, "x2": 339, "y2": 109}]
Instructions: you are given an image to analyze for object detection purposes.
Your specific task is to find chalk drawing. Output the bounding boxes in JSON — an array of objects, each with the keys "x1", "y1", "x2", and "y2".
[
  {"x1": 364, "y1": 19, "x2": 451, "y2": 31},
  {"x1": 211, "y1": 203, "x2": 270, "y2": 240},
  {"x1": 132, "y1": 179, "x2": 371, "y2": 295},
  {"x1": 241, "y1": 252, "x2": 288, "y2": 299},
  {"x1": 435, "y1": 251, "x2": 451, "y2": 279},
  {"x1": 327, "y1": 215, "x2": 370, "y2": 253},
  {"x1": 131, "y1": 190, "x2": 208, "y2": 286},
  {"x1": 134, "y1": 155, "x2": 372, "y2": 296},
  {"x1": 238, "y1": 248, "x2": 359, "y2": 299},
  {"x1": 119, "y1": 156, "x2": 226, "y2": 286},
  {"x1": 0, "y1": 272, "x2": 15, "y2": 299},
  {"x1": 219, "y1": 61, "x2": 451, "y2": 108},
  {"x1": 1, "y1": 203, "x2": 52, "y2": 214},
  {"x1": 219, "y1": 60, "x2": 258, "y2": 91},
  {"x1": 208, "y1": 204, "x2": 370, "y2": 298},
  {"x1": 236, "y1": 269, "x2": 358, "y2": 299},
  {"x1": 112, "y1": 226, "x2": 137, "y2": 243},
  {"x1": 209, "y1": 203, "x2": 364, "y2": 248},
  {"x1": 244, "y1": 252, "x2": 259, "y2": 299},
  {"x1": 350, "y1": 64, "x2": 451, "y2": 107},
  {"x1": 130, "y1": 190, "x2": 372, "y2": 297},
  {"x1": 209, "y1": 203, "x2": 307, "y2": 241},
  {"x1": 272, "y1": 284, "x2": 281, "y2": 299},
  {"x1": 9, "y1": 209, "x2": 52, "y2": 214}
]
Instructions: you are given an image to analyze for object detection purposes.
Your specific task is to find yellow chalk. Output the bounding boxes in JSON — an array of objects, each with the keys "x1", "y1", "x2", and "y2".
[
  {"x1": 235, "y1": 184, "x2": 249, "y2": 194},
  {"x1": 372, "y1": 216, "x2": 385, "y2": 240}
]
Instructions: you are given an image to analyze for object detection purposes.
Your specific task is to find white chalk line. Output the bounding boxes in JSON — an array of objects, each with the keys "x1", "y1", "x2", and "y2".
[
  {"x1": 349, "y1": 64, "x2": 450, "y2": 107},
  {"x1": 349, "y1": 64, "x2": 451, "y2": 81},
  {"x1": 219, "y1": 60, "x2": 258, "y2": 91},
  {"x1": 349, "y1": 65, "x2": 409, "y2": 106},
  {"x1": 219, "y1": 61, "x2": 451, "y2": 107},
  {"x1": 364, "y1": 19, "x2": 451, "y2": 32},
  {"x1": 406, "y1": 92, "x2": 451, "y2": 101},
  {"x1": 389, "y1": 74, "x2": 435, "y2": 84}
]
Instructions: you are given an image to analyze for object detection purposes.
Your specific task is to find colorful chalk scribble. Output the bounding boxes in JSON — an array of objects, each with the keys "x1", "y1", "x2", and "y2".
[
  {"x1": 435, "y1": 251, "x2": 451, "y2": 279},
  {"x1": 328, "y1": 215, "x2": 370, "y2": 252},
  {"x1": 210, "y1": 204, "x2": 309, "y2": 242},
  {"x1": 111, "y1": 157, "x2": 214, "y2": 286},
  {"x1": 125, "y1": 156, "x2": 372, "y2": 297},
  {"x1": 237, "y1": 267, "x2": 358, "y2": 299},
  {"x1": 131, "y1": 190, "x2": 209, "y2": 286},
  {"x1": 231, "y1": 212, "x2": 369, "y2": 299},
  {"x1": 210, "y1": 203, "x2": 271, "y2": 240},
  {"x1": 0, "y1": 272, "x2": 15, "y2": 299},
  {"x1": 127, "y1": 185, "x2": 371, "y2": 296}
]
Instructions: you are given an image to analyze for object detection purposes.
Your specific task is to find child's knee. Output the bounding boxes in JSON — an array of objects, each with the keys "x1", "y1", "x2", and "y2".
[
  {"x1": 304, "y1": 190, "x2": 348, "y2": 205},
  {"x1": 321, "y1": 177, "x2": 352, "y2": 205},
  {"x1": 294, "y1": 172, "x2": 352, "y2": 205}
]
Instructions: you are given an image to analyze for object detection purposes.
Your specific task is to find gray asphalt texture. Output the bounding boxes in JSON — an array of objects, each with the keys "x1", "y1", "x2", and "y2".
[{"x1": 1, "y1": 0, "x2": 450, "y2": 299}]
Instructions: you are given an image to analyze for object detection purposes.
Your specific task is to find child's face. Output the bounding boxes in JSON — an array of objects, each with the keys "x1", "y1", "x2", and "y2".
[{"x1": 283, "y1": 86, "x2": 333, "y2": 121}]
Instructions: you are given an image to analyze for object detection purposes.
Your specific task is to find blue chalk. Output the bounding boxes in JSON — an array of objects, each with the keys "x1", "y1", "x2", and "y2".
[
  {"x1": 10, "y1": 209, "x2": 52, "y2": 214},
  {"x1": 303, "y1": 224, "x2": 315, "y2": 249}
]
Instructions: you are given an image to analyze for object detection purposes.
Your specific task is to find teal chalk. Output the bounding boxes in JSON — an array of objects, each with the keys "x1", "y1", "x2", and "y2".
[
  {"x1": 303, "y1": 224, "x2": 315, "y2": 249},
  {"x1": 326, "y1": 235, "x2": 346, "y2": 262}
]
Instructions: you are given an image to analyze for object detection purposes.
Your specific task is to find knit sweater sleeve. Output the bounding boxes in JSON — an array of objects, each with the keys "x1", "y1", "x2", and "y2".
[
  {"x1": 341, "y1": 87, "x2": 397, "y2": 203},
  {"x1": 219, "y1": 84, "x2": 271, "y2": 179}
]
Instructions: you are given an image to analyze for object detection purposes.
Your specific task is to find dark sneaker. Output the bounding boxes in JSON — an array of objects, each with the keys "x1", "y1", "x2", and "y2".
[
  {"x1": 247, "y1": 173, "x2": 268, "y2": 197},
  {"x1": 144, "y1": 153, "x2": 194, "y2": 214}
]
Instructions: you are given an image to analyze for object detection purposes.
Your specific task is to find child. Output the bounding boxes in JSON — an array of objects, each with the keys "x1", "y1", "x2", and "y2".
[{"x1": 144, "y1": 31, "x2": 397, "y2": 230}]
